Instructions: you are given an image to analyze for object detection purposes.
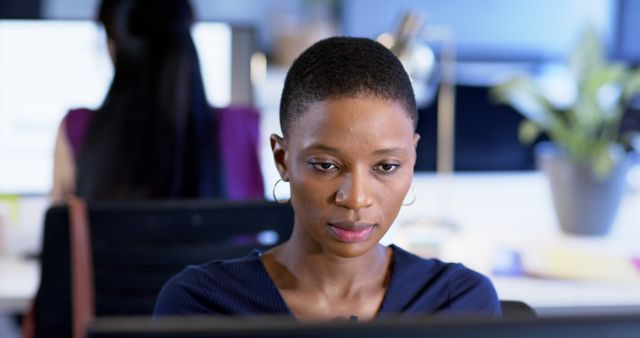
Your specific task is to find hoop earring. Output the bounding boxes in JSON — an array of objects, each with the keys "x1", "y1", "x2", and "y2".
[
  {"x1": 272, "y1": 179, "x2": 290, "y2": 204},
  {"x1": 402, "y1": 186, "x2": 416, "y2": 206}
]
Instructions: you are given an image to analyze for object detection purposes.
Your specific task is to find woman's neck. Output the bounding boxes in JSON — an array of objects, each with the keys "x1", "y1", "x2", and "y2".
[{"x1": 276, "y1": 240, "x2": 390, "y2": 292}]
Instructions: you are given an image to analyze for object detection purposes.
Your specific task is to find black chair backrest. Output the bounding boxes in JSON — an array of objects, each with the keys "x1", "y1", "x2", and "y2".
[
  {"x1": 34, "y1": 205, "x2": 72, "y2": 338},
  {"x1": 88, "y1": 200, "x2": 293, "y2": 316},
  {"x1": 33, "y1": 200, "x2": 293, "y2": 338}
]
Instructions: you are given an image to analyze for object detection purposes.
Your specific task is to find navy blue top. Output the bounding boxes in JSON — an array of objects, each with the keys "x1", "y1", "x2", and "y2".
[{"x1": 154, "y1": 245, "x2": 501, "y2": 318}]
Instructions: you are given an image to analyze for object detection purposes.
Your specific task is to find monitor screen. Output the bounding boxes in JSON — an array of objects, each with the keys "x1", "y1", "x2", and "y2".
[{"x1": 0, "y1": 20, "x2": 232, "y2": 194}]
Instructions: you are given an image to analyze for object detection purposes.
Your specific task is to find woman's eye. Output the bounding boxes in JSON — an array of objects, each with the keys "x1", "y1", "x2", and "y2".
[
  {"x1": 312, "y1": 162, "x2": 338, "y2": 172},
  {"x1": 375, "y1": 163, "x2": 399, "y2": 173}
]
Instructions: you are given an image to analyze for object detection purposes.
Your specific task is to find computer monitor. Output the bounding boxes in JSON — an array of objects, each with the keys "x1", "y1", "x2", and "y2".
[
  {"x1": 87, "y1": 314, "x2": 640, "y2": 338},
  {"x1": 613, "y1": 0, "x2": 640, "y2": 62},
  {"x1": 0, "y1": 19, "x2": 254, "y2": 195}
]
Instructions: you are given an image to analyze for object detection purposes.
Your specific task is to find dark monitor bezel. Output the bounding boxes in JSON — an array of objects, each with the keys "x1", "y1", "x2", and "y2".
[{"x1": 88, "y1": 313, "x2": 640, "y2": 338}]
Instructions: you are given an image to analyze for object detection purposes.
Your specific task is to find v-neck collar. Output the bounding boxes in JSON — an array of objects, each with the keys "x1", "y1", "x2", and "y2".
[{"x1": 251, "y1": 245, "x2": 403, "y2": 320}]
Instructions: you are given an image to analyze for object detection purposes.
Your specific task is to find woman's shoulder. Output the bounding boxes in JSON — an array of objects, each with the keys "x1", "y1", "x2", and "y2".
[
  {"x1": 184, "y1": 250, "x2": 265, "y2": 279},
  {"x1": 387, "y1": 245, "x2": 501, "y2": 316},
  {"x1": 63, "y1": 108, "x2": 94, "y2": 129},
  {"x1": 62, "y1": 108, "x2": 95, "y2": 157},
  {"x1": 391, "y1": 245, "x2": 487, "y2": 280},
  {"x1": 153, "y1": 250, "x2": 287, "y2": 316}
]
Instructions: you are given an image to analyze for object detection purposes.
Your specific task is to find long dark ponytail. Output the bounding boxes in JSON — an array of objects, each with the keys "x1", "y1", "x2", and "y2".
[{"x1": 76, "y1": 0, "x2": 222, "y2": 200}]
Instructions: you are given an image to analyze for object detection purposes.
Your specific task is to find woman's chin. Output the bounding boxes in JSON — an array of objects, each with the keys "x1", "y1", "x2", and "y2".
[{"x1": 322, "y1": 239, "x2": 380, "y2": 259}]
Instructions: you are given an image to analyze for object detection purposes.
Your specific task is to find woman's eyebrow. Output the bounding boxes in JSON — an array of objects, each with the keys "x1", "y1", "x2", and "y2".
[
  {"x1": 303, "y1": 143, "x2": 341, "y2": 154},
  {"x1": 373, "y1": 147, "x2": 408, "y2": 155}
]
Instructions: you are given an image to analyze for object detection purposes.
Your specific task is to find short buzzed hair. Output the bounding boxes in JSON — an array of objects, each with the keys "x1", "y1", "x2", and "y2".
[{"x1": 279, "y1": 36, "x2": 418, "y2": 137}]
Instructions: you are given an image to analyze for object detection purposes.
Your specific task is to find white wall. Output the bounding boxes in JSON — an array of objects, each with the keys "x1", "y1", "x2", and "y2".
[{"x1": 342, "y1": 0, "x2": 616, "y2": 60}]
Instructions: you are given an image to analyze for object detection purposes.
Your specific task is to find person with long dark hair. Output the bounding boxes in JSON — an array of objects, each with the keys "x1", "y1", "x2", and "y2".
[{"x1": 51, "y1": 0, "x2": 263, "y2": 202}]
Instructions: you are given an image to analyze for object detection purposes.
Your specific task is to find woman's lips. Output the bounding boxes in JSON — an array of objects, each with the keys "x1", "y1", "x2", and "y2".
[{"x1": 327, "y1": 221, "x2": 375, "y2": 243}]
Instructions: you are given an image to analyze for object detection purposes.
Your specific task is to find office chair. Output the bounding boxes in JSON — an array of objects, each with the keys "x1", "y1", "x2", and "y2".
[
  {"x1": 22, "y1": 205, "x2": 72, "y2": 338},
  {"x1": 25, "y1": 198, "x2": 294, "y2": 338},
  {"x1": 500, "y1": 300, "x2": 537, "y2": 319}
]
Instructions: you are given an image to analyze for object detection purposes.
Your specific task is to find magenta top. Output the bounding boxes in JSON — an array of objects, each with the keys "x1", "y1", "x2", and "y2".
[{"x1": 63, "y1": 106, "x2": 264, "y2": 200}]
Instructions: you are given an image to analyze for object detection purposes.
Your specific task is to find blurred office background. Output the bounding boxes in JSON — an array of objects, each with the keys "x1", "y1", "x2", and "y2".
[
  {"x1": 2, "y1": 0, "x2": 639, "y2": 183},
  {"x1": 3, "y1": 0, "x2": 639, "y2": 190},
  {"x1": 1, "y1": 1, "x2": 640, "y2": 337}
]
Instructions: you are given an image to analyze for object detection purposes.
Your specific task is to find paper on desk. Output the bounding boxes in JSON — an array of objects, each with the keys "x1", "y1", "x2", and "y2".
[
  {"x1": 523, "y1": 244, "x2": 640, "y2": 283},
  {"x1": 392, "y1": 218, "x2": 640, "y2": 284},
  {"x1": 392, "y1": 218, "x2": 458, "y2": 260}
]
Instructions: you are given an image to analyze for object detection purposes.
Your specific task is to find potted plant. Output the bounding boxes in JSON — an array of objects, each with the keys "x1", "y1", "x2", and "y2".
[{"x1": 491, "y1": 26, "x2": 640, "y2": 235}]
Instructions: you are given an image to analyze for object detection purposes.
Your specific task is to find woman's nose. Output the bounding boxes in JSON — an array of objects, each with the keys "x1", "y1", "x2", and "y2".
[{"x1": 334, "y1": 170, "x2": 373, "y2": 210}]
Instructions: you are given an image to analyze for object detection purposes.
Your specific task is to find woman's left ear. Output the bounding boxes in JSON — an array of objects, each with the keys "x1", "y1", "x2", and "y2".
[{"x1": 270, "y1": 134, "x2": 290, "y2": 181}]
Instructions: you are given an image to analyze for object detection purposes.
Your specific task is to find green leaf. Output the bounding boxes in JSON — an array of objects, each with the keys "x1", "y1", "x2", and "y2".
[
  {"x1": 622, "y1": 68, "x2": 640, "y2": 102},
  {"x1": 491, "y1": 77, "x2": 557, "y2": 128},
  {"x1": 592, "y1": 155, "x2": 614, "y2": 179},
  {"x1": 568, "y1": 25, "x2": 606, "y2": 83},
  {"x1": 518, "y1": 120, "x2": 542, "y2": 145},
  {"x1": 490, "y1": 23, "x2": 639, "y2": 169}
]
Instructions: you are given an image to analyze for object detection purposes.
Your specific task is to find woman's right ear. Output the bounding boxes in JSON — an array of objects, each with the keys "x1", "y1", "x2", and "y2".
[{"x1": 270, "y1": 134, "x2": 289, "y2": 181}]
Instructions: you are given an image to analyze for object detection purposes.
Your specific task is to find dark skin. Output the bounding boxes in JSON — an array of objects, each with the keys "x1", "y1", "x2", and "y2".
[{"x1": 264, "y1": 95, "x2": 420, "y2": 321}]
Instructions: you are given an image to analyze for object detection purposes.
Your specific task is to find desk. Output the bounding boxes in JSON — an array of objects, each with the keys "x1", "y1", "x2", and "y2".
[
  {"x1": 0, "y1": 195, "x2": 45, "y2": 314},
  {"x1": 1, "y1": 172, "x2": 639, "y2": 315},
  {"x1": 386, "y1": 172, "x2": 640, "y2": 312},
  {"x1": 0, "y1": 256, "x2": 38, "y2": 314}
]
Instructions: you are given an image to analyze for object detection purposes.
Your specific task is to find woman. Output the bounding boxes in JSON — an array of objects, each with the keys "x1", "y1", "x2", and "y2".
[
  {"x1": 154, "y1": 37, "x2": 500, "y2": 320},
  {"x1": 51, "y1": 0, "x2": 263, "y2": 202}
]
